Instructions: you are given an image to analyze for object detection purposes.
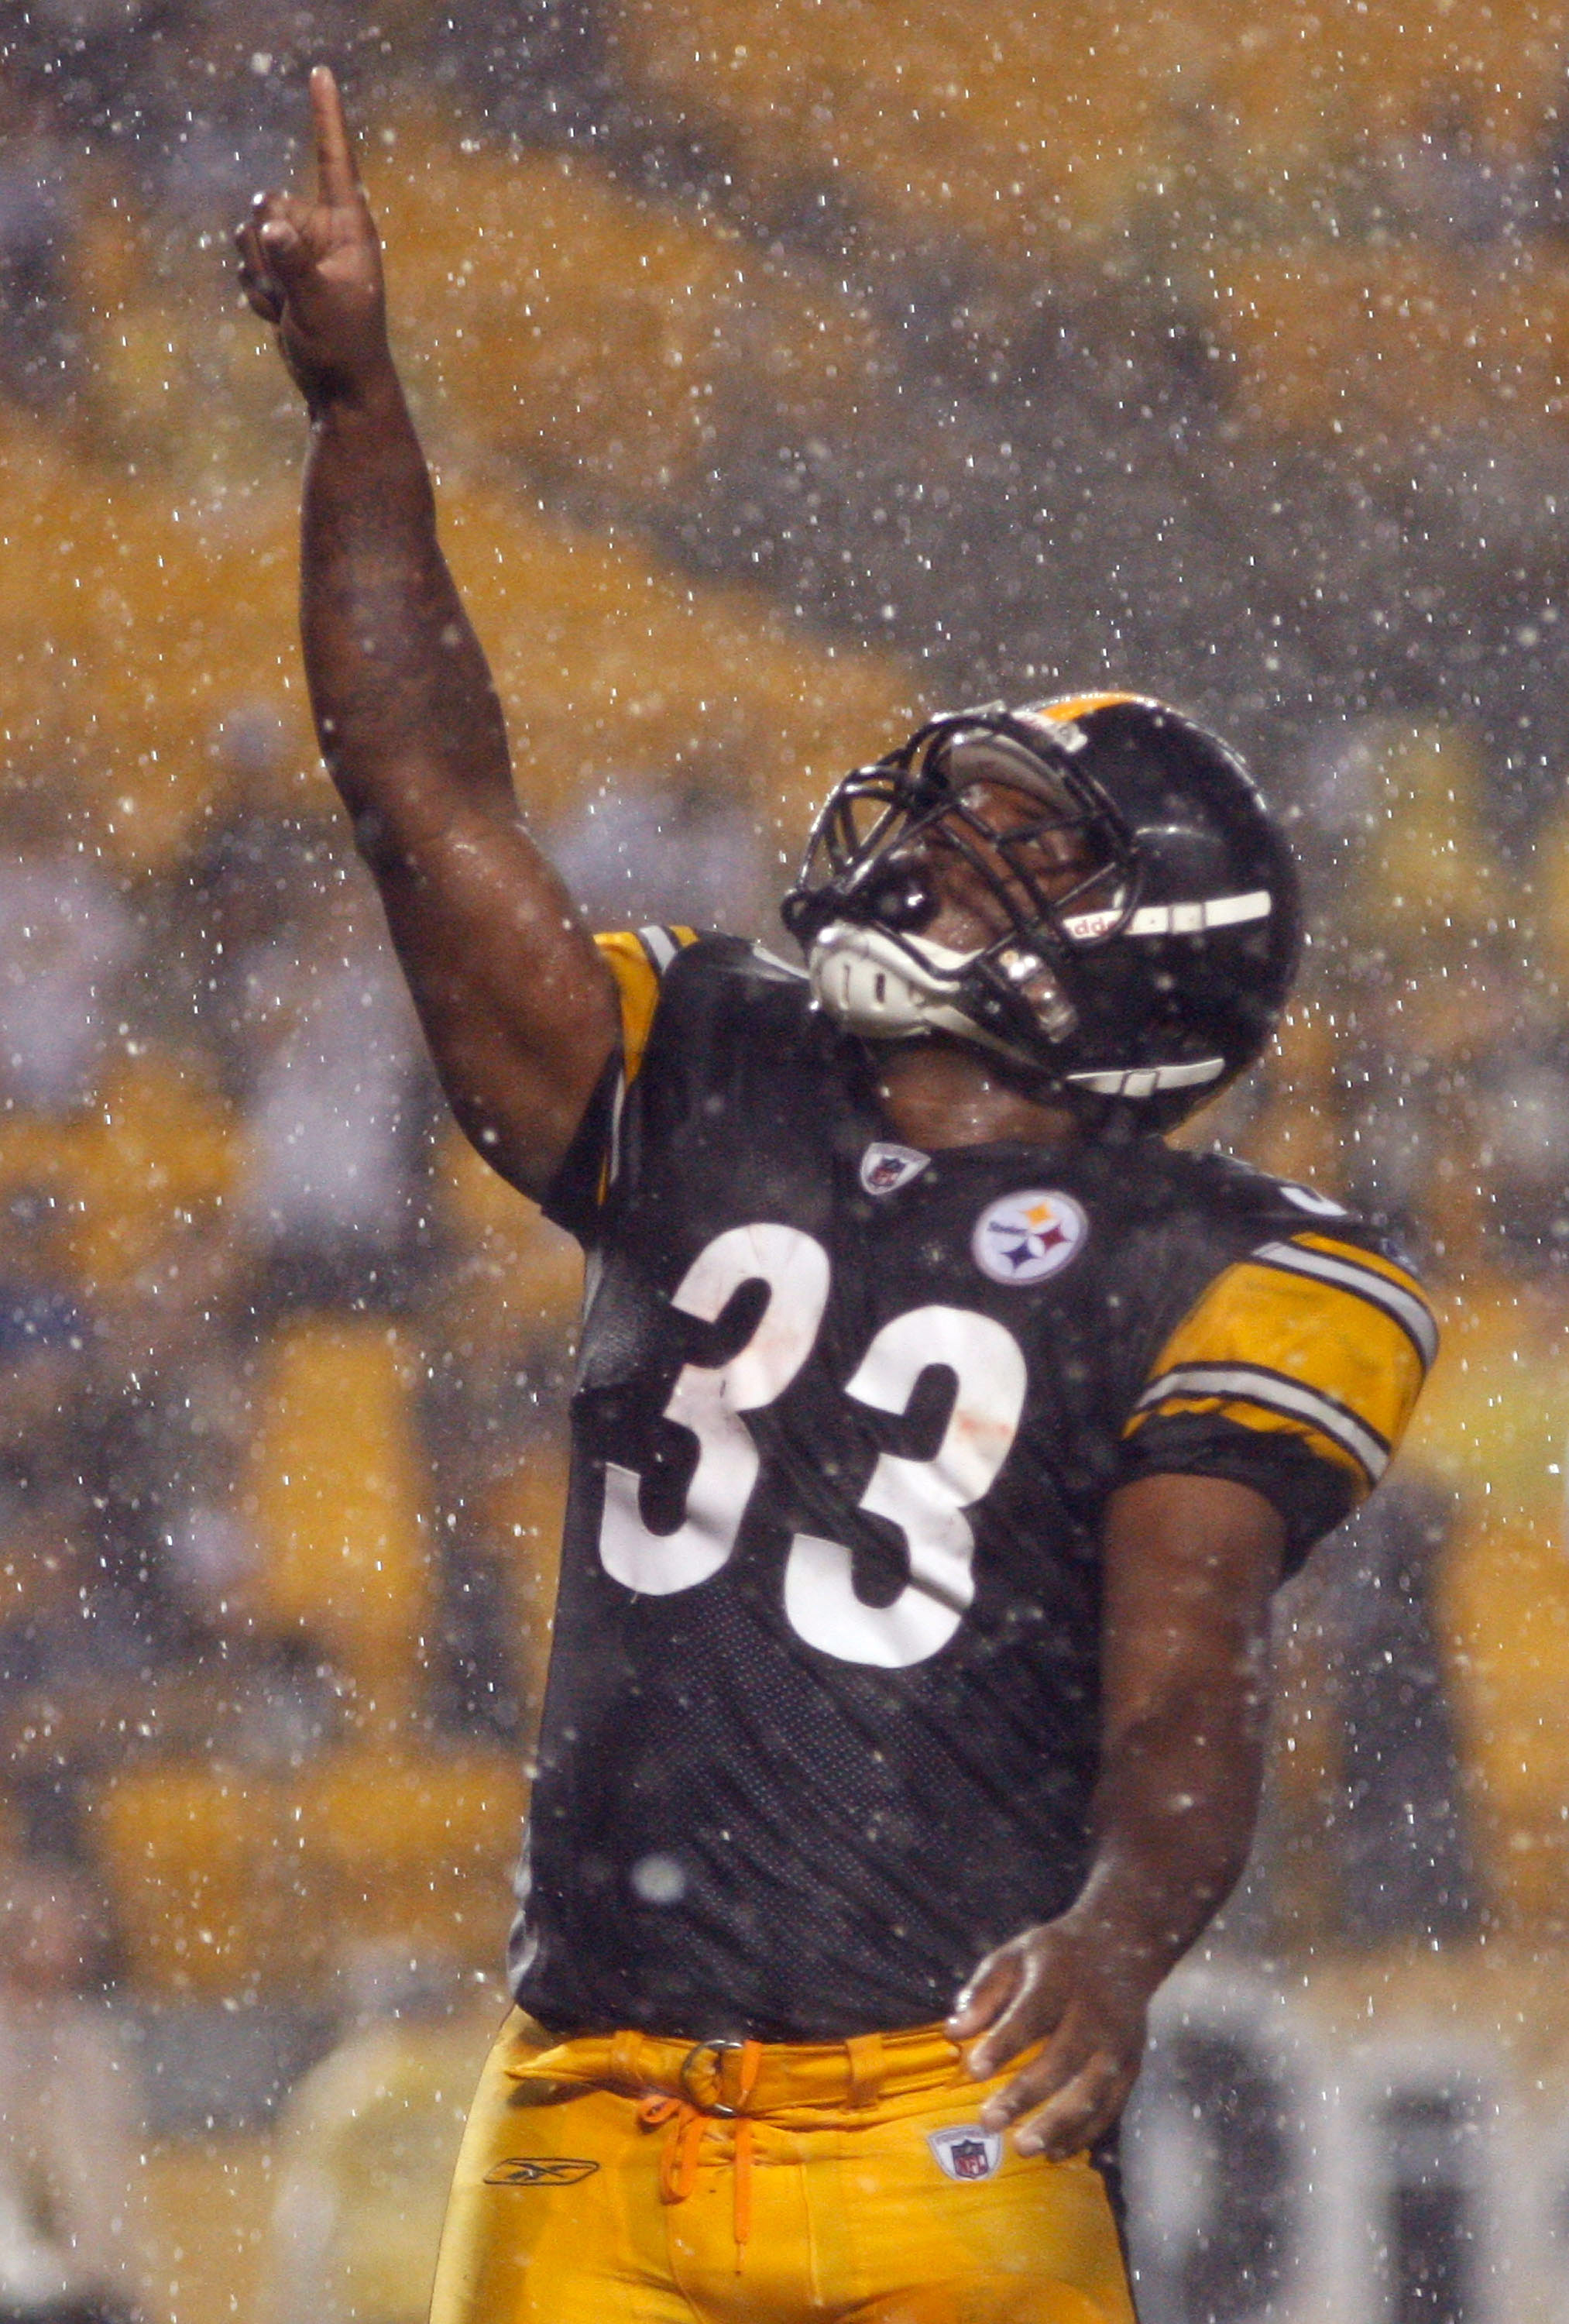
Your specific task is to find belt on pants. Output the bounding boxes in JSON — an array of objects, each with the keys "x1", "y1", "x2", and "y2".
[{"x1": 505, "y1": 2018, "x2": 970, "y2": 2263}]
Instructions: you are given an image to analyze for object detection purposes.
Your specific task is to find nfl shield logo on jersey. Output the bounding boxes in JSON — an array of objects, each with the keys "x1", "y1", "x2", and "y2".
[
  {"x1": 971, "y1": 1189, "x2": 1088, "y2": 1285},
  {"x1": 927, "y1": 2125, "x2": 1004, "y2": 2181},
  {"x1": 860, "y1": 1141, "x2": 931, "y2": 1196}
]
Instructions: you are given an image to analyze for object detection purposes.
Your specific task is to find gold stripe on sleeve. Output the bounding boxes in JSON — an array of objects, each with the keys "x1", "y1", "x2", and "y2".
[
  {"x1": 593, "y1": 933, "x2": 658, "y2": 1083},
  {"x1": 1124, "y1": 1256, "x2": 1429, "y2": 1490}
]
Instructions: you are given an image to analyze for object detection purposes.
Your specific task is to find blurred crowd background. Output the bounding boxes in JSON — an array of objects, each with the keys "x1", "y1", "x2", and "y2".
[{"x1": 3, "y1": 0, "x2": 1569, "y2": 2319}]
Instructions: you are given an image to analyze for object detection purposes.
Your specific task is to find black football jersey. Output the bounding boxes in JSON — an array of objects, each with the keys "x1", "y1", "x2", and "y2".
[{"x1": 509, "y1": 930, "x2": 1433, "y2": 2041}]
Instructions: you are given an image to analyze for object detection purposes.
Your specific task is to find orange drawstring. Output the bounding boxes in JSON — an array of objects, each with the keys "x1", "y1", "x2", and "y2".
[
  {"x1": 730, "y1": 2041, "x2": 761, "y2": 2262},
  {"x1": 637, "y1": 2093, "x2": 710, "y2": 2201},
  {"x1": 734, "y1": 2037, "x2": 763, "y2": 2109},
  {"x1": 637, "y1": 2039, "x2": 764, "y2": 2267},
  {"x1": 732, "y1": 2119, "x2": 754, "y2": 2257}
]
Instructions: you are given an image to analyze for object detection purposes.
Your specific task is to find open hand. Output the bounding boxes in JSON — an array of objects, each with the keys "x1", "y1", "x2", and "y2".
[
  {"x1": 234, "y1": 65, "x2": 391, "y2": 409},
  {"x1": 946, "y1": 1913, "x2": 1151, "y2": 2160}
]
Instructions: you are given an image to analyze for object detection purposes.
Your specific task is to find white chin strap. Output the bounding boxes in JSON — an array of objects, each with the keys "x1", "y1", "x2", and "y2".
[{"x1": 806, "y1": 922, "x2": 1042, "y2": 1066}]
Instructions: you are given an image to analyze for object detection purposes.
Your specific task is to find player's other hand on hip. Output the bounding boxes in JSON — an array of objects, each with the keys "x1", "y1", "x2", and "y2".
[
  {"x1": 946, "y1": 1913, "x2": 1149, "y2": 2161},
  {"x1": 233, "y1": 66, "x2": 392, "y2": 411}
]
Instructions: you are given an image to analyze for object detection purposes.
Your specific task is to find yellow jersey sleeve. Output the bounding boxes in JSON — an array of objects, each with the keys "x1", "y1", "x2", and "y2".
[
  {"x1": 593, "y1": 926, "x2": 699, "y2": 1087},
  {"x1": 540, "y1": 926, "x2": 698, "y2": 1240},
  {"x1": 1124, "y1": 1231, "x2": 1437, "y2": 1501}
]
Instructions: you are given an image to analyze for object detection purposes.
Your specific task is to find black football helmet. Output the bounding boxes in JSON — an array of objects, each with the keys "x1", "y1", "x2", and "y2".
[{"x1": 780, "y1": 693, "x2": 1301, "y2": 1131}]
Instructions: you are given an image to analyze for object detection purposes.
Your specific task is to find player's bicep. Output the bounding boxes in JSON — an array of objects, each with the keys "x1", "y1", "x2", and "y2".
[
  {"x1": 358, "y1": 786, "x2": 621, "y2": 1197},
  {"x1": 1098, "y1": 1472, "x2": 1283, "y2": 1754}
]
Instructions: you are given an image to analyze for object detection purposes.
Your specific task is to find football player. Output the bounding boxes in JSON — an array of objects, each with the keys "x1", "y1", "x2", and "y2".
[{"x1": 236, "y1": 73, "x2": 1435, "y2": 2324}]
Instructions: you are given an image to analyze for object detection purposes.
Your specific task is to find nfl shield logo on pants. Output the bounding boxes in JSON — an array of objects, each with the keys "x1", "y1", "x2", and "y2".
[{"x1": 927, "y1": 2125, "x2": 1004, "y2": 2181}]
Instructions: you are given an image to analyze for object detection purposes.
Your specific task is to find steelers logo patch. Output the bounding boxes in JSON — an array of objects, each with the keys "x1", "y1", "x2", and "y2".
[{"x1": 972, "y1": 1190, "x2": 1088, "y2": 1285}]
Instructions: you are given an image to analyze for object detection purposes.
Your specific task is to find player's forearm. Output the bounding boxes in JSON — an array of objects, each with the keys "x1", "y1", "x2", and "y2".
[
  {"x1": 949, "y1": 1676, "x2": 1267, "y2": 2148},
  {"x1": 300, "y1": 369, "x2": 515, "y2": 840},
  {"x1": 1073, "y1": 1686, "x2": 1265, "y2": 1995}
]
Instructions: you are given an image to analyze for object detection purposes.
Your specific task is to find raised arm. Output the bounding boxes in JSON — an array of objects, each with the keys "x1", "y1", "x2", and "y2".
[
  {"x1": 234, "y1": 68, "x2": 619, "y2": 1199},
  {"x1": 947, "y1": 1471, "x2": 1283, "y2": 2157}
]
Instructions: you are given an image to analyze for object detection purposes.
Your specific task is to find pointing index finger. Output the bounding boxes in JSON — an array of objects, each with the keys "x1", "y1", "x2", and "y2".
[{"x1": 309, "y1": 64, "x2": 359, "y2": 204}]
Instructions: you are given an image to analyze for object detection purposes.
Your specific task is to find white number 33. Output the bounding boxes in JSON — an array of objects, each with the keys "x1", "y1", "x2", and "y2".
[{"x1": 598, "y1": 1224, "x2": 1027, "y2": 1668}]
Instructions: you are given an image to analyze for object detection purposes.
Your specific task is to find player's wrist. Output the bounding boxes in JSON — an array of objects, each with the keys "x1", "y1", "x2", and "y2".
[
  {"x1": 301, "y1": 349, "x2": 403, "y2": 426},
  {"x1": 1055, "y1": 1874, "x2": 1199, "y2": 1996}
]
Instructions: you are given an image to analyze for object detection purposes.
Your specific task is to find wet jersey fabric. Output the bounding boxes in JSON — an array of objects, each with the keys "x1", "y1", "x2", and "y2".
[{"x1": 510, "y1": 931, "x2": 1433, "y2": 2042}]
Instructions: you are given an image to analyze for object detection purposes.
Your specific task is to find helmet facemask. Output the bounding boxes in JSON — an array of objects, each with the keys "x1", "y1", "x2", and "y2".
[{"x1": 781, "y1": 708, "x2": 1139, "y2": 1077}]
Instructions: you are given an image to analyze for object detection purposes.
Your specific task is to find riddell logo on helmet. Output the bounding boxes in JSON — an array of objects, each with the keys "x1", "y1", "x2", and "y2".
[{"x1": 1059, "y1": 905, "x2": 1123, "y2": 940}]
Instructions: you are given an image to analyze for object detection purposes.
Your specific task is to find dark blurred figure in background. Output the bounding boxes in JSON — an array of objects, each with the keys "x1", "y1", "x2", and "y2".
[
  {"x1": 187, "y1": 815, "x2": 428, "y2": 1315},
  {"x1": 0, "y1": 88, "x2": 81, "y2": 415},
  {"x1": 1317, "y1": 1476, "x2": 1478, "y2": 1945}
]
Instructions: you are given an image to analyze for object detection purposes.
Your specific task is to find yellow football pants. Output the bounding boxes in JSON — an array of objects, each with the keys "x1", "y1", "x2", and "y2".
[{"x1": 429, "y1": 2009, "x2": 1137, "y2": 2324}]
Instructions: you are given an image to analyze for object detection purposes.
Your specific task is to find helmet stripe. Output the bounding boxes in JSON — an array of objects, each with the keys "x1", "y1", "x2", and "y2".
[
  {"x1": 1061, "y1": 891, "x2": 1272, "y2": 941},
  {"x1": 1065, "y1": 1057, "x2": 1226, "y2": 1097},
  {"x1": 1031, "y1": 692, "x2": 1142, "y2": 724}
]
